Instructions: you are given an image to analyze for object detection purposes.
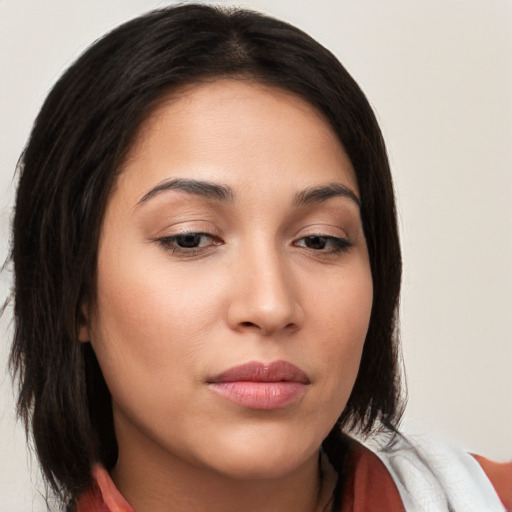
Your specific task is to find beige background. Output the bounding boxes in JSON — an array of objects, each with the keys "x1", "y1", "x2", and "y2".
[{"x1": 1, "y1": 1, "x2": 511, "y2": 510}]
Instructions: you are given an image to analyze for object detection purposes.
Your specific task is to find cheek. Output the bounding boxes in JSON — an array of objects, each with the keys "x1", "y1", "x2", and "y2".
[
  {"x1": 88, "y1": 240, "x2": 225, "y2": 398},
  {"x1": 88, "y1": 260, "x2": 219, "y2": 447},
  {"x1": 306, "y1": 262, "x2": 373, "y2": 401}
]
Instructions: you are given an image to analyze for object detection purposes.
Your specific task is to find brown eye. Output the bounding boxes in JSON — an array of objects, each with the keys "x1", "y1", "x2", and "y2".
[
  {"x1": 157, "y1": 232, "x2": 219, "y2": 253},
  {"x1": 175, "y1": 234, "x2": 204, "y2": 248},
  {"x1": 303, "y1": 236, "x2": 328, "y2": 250},
  {"x1": 295, "y1": 235, "x2": 352, "y2": 253}
]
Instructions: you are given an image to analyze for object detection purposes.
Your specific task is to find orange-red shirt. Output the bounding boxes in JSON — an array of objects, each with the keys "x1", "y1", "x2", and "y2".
[{"x1": 75, "y1": 443, "x2": 512, "y2": 512}]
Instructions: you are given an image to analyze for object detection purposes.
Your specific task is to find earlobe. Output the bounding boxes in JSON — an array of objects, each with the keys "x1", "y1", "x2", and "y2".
[
  {"x1": 78, "y1": 304, "x2": 91, "y2": 343},
  {"x1": 78, "y1": 324, "x2": 90, "y2": 343}
]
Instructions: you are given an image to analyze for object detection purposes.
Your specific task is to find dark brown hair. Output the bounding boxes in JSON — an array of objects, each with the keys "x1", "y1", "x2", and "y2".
[{"x1": 10, "y1": 4, "x2": 403, "y2": 507}]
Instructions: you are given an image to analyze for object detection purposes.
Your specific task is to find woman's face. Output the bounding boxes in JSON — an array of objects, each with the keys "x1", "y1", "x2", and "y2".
[{"x1": 83, "y1": 79, "x2": 373, "y2": 480}]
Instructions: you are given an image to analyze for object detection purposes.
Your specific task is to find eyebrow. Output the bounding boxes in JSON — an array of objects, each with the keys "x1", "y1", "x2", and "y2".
[
  {"x1": 137, "y1": 178, "x2": 360, "y2": 209},
  {"x1": 137, "y1": 178, "x2": 235, "y2": 205},
  {"x1": 292, "y1": 183, "x2": 361, "y2": 208}
]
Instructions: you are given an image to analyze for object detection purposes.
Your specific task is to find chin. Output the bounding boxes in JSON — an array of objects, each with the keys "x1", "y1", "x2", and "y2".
[
  {"x1": 197, "y1": 429, "x2": 321, "y2": 481},
  {"x1": 214, "y1": 452, "x2": 314, "y2": 481}
]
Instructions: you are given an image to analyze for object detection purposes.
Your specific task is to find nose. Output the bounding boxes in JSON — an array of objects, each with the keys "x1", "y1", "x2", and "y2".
[{"x1": 226, "y1": 245, "x2": 304, "y2": 336}]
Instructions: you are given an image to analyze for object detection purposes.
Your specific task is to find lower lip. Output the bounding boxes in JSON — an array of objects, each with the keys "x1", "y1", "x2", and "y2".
[{"x1": 208, "y1": 381, "x2": 307, "y2": 410}]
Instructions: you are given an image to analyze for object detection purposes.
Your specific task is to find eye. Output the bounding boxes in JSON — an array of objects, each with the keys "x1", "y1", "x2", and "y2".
[
  {"x1": 294, "y1": 235, "x2": 351, "y2": 253},
  {"x1": 156, "y1": 232, "x2": 220, "y2": 253},
  {"x1": 173, "y1": 233, "x2": 210, "y2": 248}
]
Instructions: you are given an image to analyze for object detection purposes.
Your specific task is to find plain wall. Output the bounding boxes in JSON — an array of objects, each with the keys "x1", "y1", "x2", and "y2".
[{"x1": 1, "y1": 1, "x2": 510, "y2": 510}]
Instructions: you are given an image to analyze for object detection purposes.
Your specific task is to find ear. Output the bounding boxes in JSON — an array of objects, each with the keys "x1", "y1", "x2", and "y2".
[{"x1": 78, "y1": 303, "x2": 91, "y2": 343}]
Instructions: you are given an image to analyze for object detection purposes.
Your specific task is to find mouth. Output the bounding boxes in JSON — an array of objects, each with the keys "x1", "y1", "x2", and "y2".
[{"x1": 207, "y1": 361, "x2": 310, "y2": 410}]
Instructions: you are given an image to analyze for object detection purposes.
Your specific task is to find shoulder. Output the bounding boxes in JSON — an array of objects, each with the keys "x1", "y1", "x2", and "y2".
[
  {"x1": 348, "y1": 434, "x2": 510, "y2": 512},
  {"x1": 75, "y1": 465, "x2": 134, "y2": 512},
  {"x1": 472, "y1": 453, "x2": 512, "y2": 511},
  {"x1": 340, "y1": 438, "x2": 406, "y2": 512}
]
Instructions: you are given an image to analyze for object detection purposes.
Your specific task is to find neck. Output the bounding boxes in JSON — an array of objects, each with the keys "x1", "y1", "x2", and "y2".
[
  {"x1": 112, "y1": 454, "x2": 324, "y2": 512},
  {"x1": 111, "y1": 428, "x2": 328, "y2": 512}
]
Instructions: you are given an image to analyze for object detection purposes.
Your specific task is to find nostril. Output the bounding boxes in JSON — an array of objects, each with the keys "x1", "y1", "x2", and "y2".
[{"x1": 241, "y1": 321, "x2": 257, "y2": 328}]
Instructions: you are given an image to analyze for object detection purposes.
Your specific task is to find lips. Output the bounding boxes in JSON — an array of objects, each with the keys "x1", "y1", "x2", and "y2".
[{"x1": 207, "y1": 361, "x2": 310, "y2": 410}]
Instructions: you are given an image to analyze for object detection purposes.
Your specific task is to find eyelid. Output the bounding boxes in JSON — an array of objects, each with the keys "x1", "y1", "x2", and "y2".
[
  {"x1": 154, "y1": 232, "x2": 222, "y2": 256},
  {"x1": 290, "y1": 223, "x2": 354, "y2": 255},
  {"x1": 149, "y1": 219, "x2": 223, "y2": 256},
  {"x1": 292, "y1": 223, "x2": 350, "y2": 240},
  {"x1": 152, "y1": 219, "x2": 221, "y2": 237},
  {"x1": 293, "y1": 234, "x2": 352, "y2": 252}
]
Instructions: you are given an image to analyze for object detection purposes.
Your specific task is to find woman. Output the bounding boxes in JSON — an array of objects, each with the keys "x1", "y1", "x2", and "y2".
[{"x1": 9, "y1": 4, "x2": 511, "y2": 512}]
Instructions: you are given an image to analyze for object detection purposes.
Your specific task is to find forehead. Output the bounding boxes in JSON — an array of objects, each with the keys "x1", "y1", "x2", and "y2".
[{"x1": 117, "y1": 78, "x2": 358, "y2": 200}]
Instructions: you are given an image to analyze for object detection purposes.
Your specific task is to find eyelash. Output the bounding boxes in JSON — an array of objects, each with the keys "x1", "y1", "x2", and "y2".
[
  {"x1": 156, "y1": 232, "x2": 220, "y2": 255},
  {"x1": 156, "y1": 232, "x2": 352, "y2": 256},
  {"x1": 293, "y1": 235, "x2": 352, "y2": 254}
]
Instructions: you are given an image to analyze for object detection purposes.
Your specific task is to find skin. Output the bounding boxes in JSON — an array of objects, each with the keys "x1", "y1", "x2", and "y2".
[{"x1": 80, "y1": 79, "x2": 373, "y2": 512}]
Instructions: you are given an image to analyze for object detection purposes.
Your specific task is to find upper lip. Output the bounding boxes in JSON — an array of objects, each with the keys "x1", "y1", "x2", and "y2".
[{"x1": 208, "y1": 360, "x2": 310, "y2": 384}]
